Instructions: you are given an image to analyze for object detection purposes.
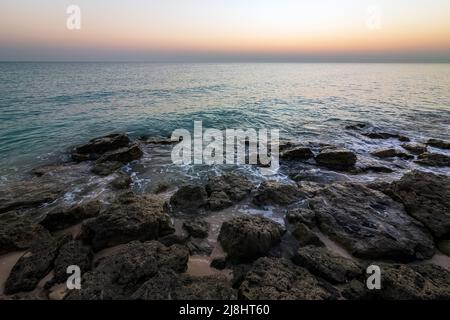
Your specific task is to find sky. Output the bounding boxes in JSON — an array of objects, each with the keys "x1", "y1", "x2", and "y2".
[{"x1": 1, "y1": 0, "x2": 450, "y2": 61}]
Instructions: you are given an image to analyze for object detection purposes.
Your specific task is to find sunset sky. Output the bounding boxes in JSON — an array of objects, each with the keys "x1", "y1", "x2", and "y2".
[{"x1": 1, "y1": 0, "x2": 450, "y2": 61}]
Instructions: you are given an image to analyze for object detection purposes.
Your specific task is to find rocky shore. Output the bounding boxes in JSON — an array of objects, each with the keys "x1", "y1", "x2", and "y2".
[{"x1": 1, "y1": 125, "x2": 450, "y2": 300}]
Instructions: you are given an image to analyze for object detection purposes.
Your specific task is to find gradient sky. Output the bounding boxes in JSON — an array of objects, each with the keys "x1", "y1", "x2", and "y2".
[{"x1": 1, "y1": 0, "x2": 450, "y2": 61}]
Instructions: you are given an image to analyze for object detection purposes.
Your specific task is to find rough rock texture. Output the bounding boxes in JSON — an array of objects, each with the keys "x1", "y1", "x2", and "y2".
[
  {"x1": 371, "y1": 148, "x2": 413, "y2": 160},
  {"x1": 310, "y1": 182, "x2": 435, "y2": 261},
  {"x1": 291, "y1": 246, "x2": 362, "y2": 284},
  {"x1": 253, "y1": 181, "x2": 302, "y2": 206},
  {"x1": 40, "y1": 200, "x2": 103, "y2": 231},
  {"x1": 110, "y1": 172, "x2": 132, "y2": 189},
  {"x1": 186, "y1": 238, "x2": 214, "y2": 256},
  {"x1": 170, "y1": 185, "x2": 208, "y2": 213},
  {"x1": 383, "y1": 171, "x2": 450, "y2": 239},
  {"x1": 375, "y1": 263, "x2": 450, "y2": 299},
  {"x1": 238, "y1": 257, "x2": 339, "y2": 300},
  {"x1": 286, "y1": 208, "x2": 316, "y2": 228},
  {"x1": 72, "y1": 133, "x2": 130, "y2": 161},
  {"x1": 65, "y1": 241, "x2": 189, "y2": 300},
  {"x1": 182, "y1": 219, "x2": 209, "y2": 238},
  {"x1": 96, "y1": 143, "x2": 143, "y2": 164},
  {"x1": 81, "y1": 194, "x2": 175, "y2": 251},
  {"x1": 0, "y1": 177, "x2": 66, "y2": 214},
  {"x1": 218, "y1": 215, "x2": 284, "y2": 262},
  {"x1": 4, "y1": 238, "x2": 59, "y2": 294},
  {"x1": 362, "y1": 132, "x2": 409, "y2": 141},
  {"x1": 437, "y1": 240, "x2": 450, "y2": 256},
  {"x1": 426, "y1": 138, "x2": 450, "y2": 150},
  {"x1": 208, "y1": 191, "x2": 233, "y2": 211},
  {"x1": 315, "y1": 148, "x2": 357, "y2": 170},
  {"x1": 291, "y1": 224, "x2": 324, "y2": 247},
  {"x1": 206, "y1": 173, "x2": 253, "y2": 203},
  {"x1": 281, "y1": 147, "x2": 314, "y2": 160},
  {"x1": 91, "y1": 161, "x2": 123, "y2": 176},
  {"x1": 401, "y1": 143, "x2": 427, "y2": 155},
  {"x1": 132, "y1": 271, "x2": 236, "y2": 300},
  {"x1": 52, "y1": 240, "x2": 93, "y2": 284},
  {"x1": 415, "y1": 152, "x2": 450, "y2": 167},
  {"x1": 0, "y1": 213, "x2": 52, "y2": 255}
]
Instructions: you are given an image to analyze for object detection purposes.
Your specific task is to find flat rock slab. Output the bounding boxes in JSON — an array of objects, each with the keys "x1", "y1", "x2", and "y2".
[
  {"x1": 310, "y1": 182, "x2": 435, "y2": 261},
  {"x1": 383, "y1": 171, "x2": 450, "y2": 239},
  {"x1": 315, "y1": 148, "x2": 357, "y2": 170}
]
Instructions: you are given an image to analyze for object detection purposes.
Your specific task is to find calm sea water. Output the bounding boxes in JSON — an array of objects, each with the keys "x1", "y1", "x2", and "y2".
[{"x1": 1, "y1": 62, "x2": 450, "y2": 181}]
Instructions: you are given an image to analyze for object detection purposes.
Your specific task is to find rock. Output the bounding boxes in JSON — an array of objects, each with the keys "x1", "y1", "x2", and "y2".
[
  {"x1": 315, "y1": 148, "x2": 357, "y2": 170},
  {"x1": 72, "y1": 133, "x2": 130, "y2": 161},
  {"x1": 0, "y1": 177, "x2": 66, "y2": 214},
  {"x1": 81, "y1": 195, "x2": 175, "y2": 251},
  {"x1": 401, "y1": 143, "x2": 427, "y2": 155},
  {"x1": 292, "y1": 224, "x2": 324, "y2": 247},
  {"x1": 426, "y1": 138, "x2": 450, "y2": 150},
  {"x1": 362, "y1": 132, "x2": 402, "y2": 140},
  {"x1": 345, "y1": 123, "x2": 368, "y2": 130},
  {"x1": 132, "y1": 271, "x2": 236, "y2": 300},
  {"x1": 96, "y1": 143, "x2": 143, "y2": 164},
  {"x1": 0, "y1": 213, "x2": 52, "y2": 255},
  {"x1": 238, "y1": 257, "x2": 339, "y2": 300},
  {"x1": 218, "y1": 215, "x2": 284, "y2": 262},
  {"x1": 4, "y1": 238, "x2": 59, "y2": 294},
  {"x1": 291, "y1": 246, "x2": 362, "y2": 284},
  {"x1": 310, "y1": 182, "x2": 435, "y2": 261},
  {"x1": 40, "y1": 200, "x2": 103, "y2": 232},
  {"x1": 91, "y1": 161, "x2": 123, "y2": 176},
  {"x1": 371, "y1": 148, "x2": 413, "y2": 159},
  {"x1": 65, "y1": 241, "x2": 189, "y2": 300},
  {"x1": 340, "y1": 279, "x2": 372, "y2": 300},
  {"x1": 141, "y1": 136, "x2": 178, "y2": 145},
  {"x1": 398, "y1": 135, "x2": 410, "y2": 142},
  {"x1": 153, "y1": 182, "x2": 170, "y2": 194},
  {"x1": 355, "y1": 157, "x2": 394, "y2": 173},
  {"x1": 375, "y1": 264, "x2": 450, "y2": 299},
  {"x1": 208, "y1": 191, "x2": 233, "y2": 211},
  {"x1": 170, "y1": 185, "x2": 208, "y2": 213},
  {"x1": 206, "y1": 173, "x2": 253, "y2": 202},
  {"x1": 383, "y1": 171, "x2": 450, "y2": 239},
  {"x1": 157, "y1": 233, "x2": 189, "y2": 247},
  {"x1": 438, "y1": 240, "x2": 450, "y2": 256},
  {"x1": 186, "y1": 238, "x2": 214, "y2": 256},
  {"x1": 281, "y1": 147, "x2": 314, "y2": 160},
  {"x1": 110, "y1": 172, "x2": 132, "y2": 189},
  {"x1": 182, "y1": 219, "x2": 209, "y2": 238},
  {"x1": 52, "y1": 240, "x2": 93, "y2": 284},
  {"x1": 286, "y1": 208, "x2": 316, "y2": 228},
  {"x1": 210, "y1": 257, "x2": 227, "y2": 270},
  {"x1": 415, "y1": 153, "x2": 450, "y2": 167},
  {"x1": 253, "y1": 181, "x2": 302, "y2": 206}
]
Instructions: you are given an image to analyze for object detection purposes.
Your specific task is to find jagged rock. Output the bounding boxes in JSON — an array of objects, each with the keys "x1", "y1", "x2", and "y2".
[
  {"x1": 375, "y1": 264, "x2": 450, "y2": 299},
  {"x1": 65, "y1": 241, "x2": 189, "y2": 300},
  {"x1": 415, "y1": 153, "x2": 450, "y2": 167},
  {"x1": 132, "y1": 271, "x2": 236, "y2": 300},
  {"x1": 0, "y1": 213, "x2": 52, "y2": 255},
  {"x1": 182, "y1": 219, "x2": 209, "y2": 238},
  {"x1": 52, "y1": 240, "x2": 93, "y2": 283},
  {"x1": 186, "y1": 238, "x2": 214, "y2": 256},
  {"x1": 91, "y1": 161, "x2": 123, "y2": 176},
  {"x1": 110, "y1": 172, "x2": 132, "y2": 189},
  {"x1": 310, "y1": 182, "x2": 435, "y2": 261},
  {"x1": 292, "y1": 224, "x2": 324, "y2": 247},
  {"x1": 253, "y1": 181, "x2": 302, "y2": 206},
  {"x1": 286, "y1": 208, "x2": 316, "y2": 228},
  {"x1": 96, "y1": 143, "x2": 143, "y2": 164},
  {"x1": 72, "y1": 133, "x2": 130, "y2": 161},
  {"x1": 40, "y1": 200, "x2": 103, "y2": 231},
  {"x1": 170, "y1": 185, "x2": 208, "y2": 213},
  {"x1": 315, "y1": 148, "x2": 357, "y2": 170},
  {"x1": 292, "y1": 246, "x2": 362, "y2": 284},
  {"x1": 383, "y1": 171, "x2": 450, "y2": 239},
  {"x1": 426, "y1": 138, "x2": 450, "y2": 150},
  {"x1": 371, "y1": 149, "x2": 413, "y2": 159},
  {"x1": 218, "y1": 215, "x2": 284, "y2": 262},
  {"x1": 80, "y1": 195, "x2": 174, "y2": 251},
  {"x1": 401, "y1": 143, "x2": 427, "y2": 155},
  {"x1": 281, "y1": 147, "x2": 314, "y2": 160},
  {"x1": 363, "y1": 132, "x2": 408, "y2": 141},
  {"x1": 157, "y1": 233, "x2": 189, "y2": 247},
  {"x1": 208, "y1": 191, "x2": 233, "y2": 211},
  {"x1": 4, "y1": 238, "x2": 59, "y2": 294},
  {"x1": 206, "y1": 173, "x2": 253, "y2": 202},
  {"x1": 238, "y1": 257, "x2": 339, "y2": 300}
]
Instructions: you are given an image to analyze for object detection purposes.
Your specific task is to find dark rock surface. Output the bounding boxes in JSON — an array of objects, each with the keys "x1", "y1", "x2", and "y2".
[
  {"x1": 426, "y1": 138, "x2": 450, "y2": 150},
  {"x1": 91, "y1": 161, "x2": 123, "y2": 176},
  {"x1": 415, "y1": 152, "x2": 450, "y2": 167},
  {"x1": 208, "y1": 191, "x2": 233, "y2": 211},
  {"x1": 371, "y1": 148, "x2": 413, "y2": 159},
  {"x1": 286, "y1": 208, "x2": 316, "y2": 228},
  {"x1": 401, "y1": 143, "x2": 427, "y2": 155},
  {"x1": 218, "y1": 215, "x2": 284, "y2": 262},
  {"x1": 437, "y1": 240, "x2": 450, "y2": 256},
  {"x1": 52, "y1": 240, "x2": 93, "y2": 283},
  {"x1": 253, "y1": 181, "x2": 302, "y2": 206},
  {"x1": 96, "y1": 143, "x2": 143, "y2": 164},
  {"x1": 310, "y1": 182, "x2": 435, "y2": 260},
  {"x1": 170, "y1": 185, "x2": 208, "y2": 213},
  {"x1": 291, "y1": 224, "x2": 324, "y2": 247},
  {"x1": 315, "y1": 148, "x2": 357, "y2": 170},
  {"x1": 72, "y1": 133, "x2": 130, "y2": 161},
  {"x1": 238, "y1": 257, "x2": 339, "y2": 300},
  {"x1": 81, "y1": 194, "x2": 174, "y2": 251},
  {"x1": 182, "y1": 219, "x2": 209, "y2": 238},
  {"x1": 110, "y1": 172, "x2": 132, "y2": 189},
  {"x1": 383, "y1": 171, "x2": 450, "y2": 239},
  {"x1": 281, "y1": 147, "x2": 314, "y2": 160},
  {"x1": 206, "y1": 173, "x2": 253, "y2": 203}
]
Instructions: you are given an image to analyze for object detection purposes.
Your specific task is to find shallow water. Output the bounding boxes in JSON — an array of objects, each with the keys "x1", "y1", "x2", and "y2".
[{"x1": 1, "y1": 63, "x2": 450, "y2": 184}]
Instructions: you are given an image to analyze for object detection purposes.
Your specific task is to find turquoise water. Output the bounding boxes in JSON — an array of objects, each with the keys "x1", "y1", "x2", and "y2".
[{"x1": 1, "y1": 62, "x2": 450, "y2": 179}]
